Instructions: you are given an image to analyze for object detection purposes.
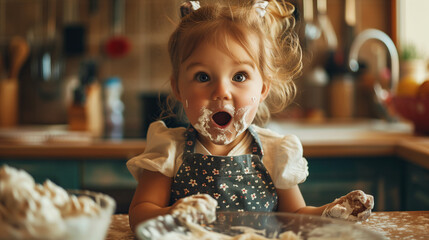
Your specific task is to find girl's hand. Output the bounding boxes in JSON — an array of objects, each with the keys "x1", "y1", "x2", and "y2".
[
  {"x1": 322, "y1": 190, "x2": 374, "y2": 222},
  {"x1": 170, "y1": 194, "x2": 218, "y2": 224}
]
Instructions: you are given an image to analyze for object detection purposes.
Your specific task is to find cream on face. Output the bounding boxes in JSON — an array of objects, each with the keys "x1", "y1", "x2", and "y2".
[{"x1": 193, "y1": 104, "x2": 251, "y2": 145}]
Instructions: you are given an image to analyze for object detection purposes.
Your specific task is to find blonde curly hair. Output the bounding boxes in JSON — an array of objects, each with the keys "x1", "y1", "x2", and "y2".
[{"x1": 166, "y1": 0, "x2": 302, "y2": 126}]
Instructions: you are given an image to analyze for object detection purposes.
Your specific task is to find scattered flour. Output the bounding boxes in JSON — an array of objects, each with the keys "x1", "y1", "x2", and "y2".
[{"x1": 361, "y1": 212, "x2": 429, "y2": 240}]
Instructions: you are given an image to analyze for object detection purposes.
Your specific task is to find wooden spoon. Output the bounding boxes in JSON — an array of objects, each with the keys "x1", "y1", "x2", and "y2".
[
  {"x1": 8, "y1": 36, "x2": 30, "y2": 79},
  {"x1": 0, "y1": 36, "x2": 30, "y2": 127}
]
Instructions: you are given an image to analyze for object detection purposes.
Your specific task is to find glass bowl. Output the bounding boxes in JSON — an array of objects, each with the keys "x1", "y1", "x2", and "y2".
[
  {"x1": 0, "y1": 189, "x2": 115, "y2": 240},
  {"x1": 392, "y1": 96, "x2": 429, "y2": 135},
  {"x1": 136, "y1": 212, "x2": 386, "y2": 240},
  {"x1": 63, "y1": 190, "x2": 116, "y2": 240}
]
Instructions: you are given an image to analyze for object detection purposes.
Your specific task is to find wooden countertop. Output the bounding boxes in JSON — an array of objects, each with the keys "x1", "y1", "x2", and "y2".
[
  {"x1": 0, "y1": 120, "x2": 428, "y2": 169},
  {"x1": 0, "y1": 139, "x2": 146, "y2": 159},
  {"x1": 105, "y1": 211, "x2": 429, "y2": 240}
]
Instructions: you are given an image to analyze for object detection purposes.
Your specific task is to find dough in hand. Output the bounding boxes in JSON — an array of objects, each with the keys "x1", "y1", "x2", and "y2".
[
  {"x1": 322, "y1": 190, "x2": 374, "y2": 221},
  {"x1": 171, "y1": 194, "x2": 218, "y2": 224}
]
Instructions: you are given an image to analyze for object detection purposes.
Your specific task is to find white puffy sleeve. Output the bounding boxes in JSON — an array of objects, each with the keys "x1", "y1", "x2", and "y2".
[
  {"x1": 254, "y1": 125, "x2": 309, "y2": 189},
  {"x1": 126, "y1": 121, "x2": 186, "y2": 180}
]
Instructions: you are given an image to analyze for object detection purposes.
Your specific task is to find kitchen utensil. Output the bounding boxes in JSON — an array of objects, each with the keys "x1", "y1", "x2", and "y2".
[
  {"x1": 30, "y1": 0, "x2": 64, "y2": 100},
  {"x1": 344, "y1": 0, "x2": 356, "y2": 56},
  {"x1": 136, "y1": 212, "x2": 386, "y2": 240},
  {"x1": 8, "y1": 36, "x2": 30, "y2": 79},
  {"x1": 303, "y1": 0, "x2": 321, "y2": 44},
  {"x1": 104, "y1": 0, "x2": 131, "y2": 58},
  {"x1": 316, "y1": 0, "x2": 337, "y2": 51},
  {"x1": 0, "y1": 36, "x2": 30, "y2": 127},
  {"x1": 63, "y1": 0, "x2": 85, "y2": 56}
]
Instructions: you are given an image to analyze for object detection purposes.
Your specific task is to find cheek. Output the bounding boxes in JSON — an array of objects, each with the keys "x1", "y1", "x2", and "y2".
[
  {"x1": 181, "y1": 95, "x2": 205, "y2": 124},
  {"x1": 246, "y1": 104, "x2": 259, "y2": 123},
  {"x1": 242, "y1": 93, "x2": 262, "y2": 110},
  {"x1": 236, "y1": 97, "x2": 260, "y2": 124}
]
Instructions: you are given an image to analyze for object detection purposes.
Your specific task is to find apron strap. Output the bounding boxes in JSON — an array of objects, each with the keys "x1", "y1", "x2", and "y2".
[
  {"x1": 184, "y1": 125, "x2": 197, "y2": 155},
  {"x1": 248, "y1": 125, "x2": 264, "y2": 158}
]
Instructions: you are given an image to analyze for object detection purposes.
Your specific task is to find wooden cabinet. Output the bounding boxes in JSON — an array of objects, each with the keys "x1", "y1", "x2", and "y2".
[
  {"x1": 0, "y1": 159, "x2": 81, "y2": 189},
  {"x1": 2, "y1": 153, "x2": 428, "y2": 213},
  {"x1": 300, "y1": 156, "x2": 403, "y2": 211},
  {"x1": 0, "y1": 158, "x2": 136, "y2": 214},
  {"x1": 404, "y1": 162, "x2": 429, "y2": 210}
]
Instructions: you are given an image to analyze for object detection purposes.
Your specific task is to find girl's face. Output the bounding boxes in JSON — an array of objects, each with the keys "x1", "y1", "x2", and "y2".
[{"x1": 172, "y1": 37, "x2": 269, "y2": 146}]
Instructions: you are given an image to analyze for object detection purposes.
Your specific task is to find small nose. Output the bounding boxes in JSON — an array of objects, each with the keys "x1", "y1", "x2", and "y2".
[{"x1": 211, "y1": 78, "x2": 232, "y2": 101}]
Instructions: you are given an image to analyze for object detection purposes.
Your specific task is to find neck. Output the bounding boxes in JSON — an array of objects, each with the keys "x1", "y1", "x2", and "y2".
[{"x1": 197, "y1": 130, "x2": 247, "y2": 156}]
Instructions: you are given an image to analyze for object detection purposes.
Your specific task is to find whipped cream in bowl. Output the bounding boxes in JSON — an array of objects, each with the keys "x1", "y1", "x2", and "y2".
[
  {"x1": 0, "y1": 165, "x2": 116, "y2": 240},
  {"x1": 136, "y1": 194, "x2": 385, "y2": 240}
]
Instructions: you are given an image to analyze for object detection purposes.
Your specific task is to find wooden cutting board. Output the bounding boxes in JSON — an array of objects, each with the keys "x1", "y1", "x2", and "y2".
[{"x1": 0, "y1": 78, "x2": 18, "y2": 127}]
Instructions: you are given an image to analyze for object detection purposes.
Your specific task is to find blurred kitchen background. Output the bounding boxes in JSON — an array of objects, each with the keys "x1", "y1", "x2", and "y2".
[
  {"x1": 0, "y1": 0, "x2": 428, "y2": 137},
  {"x1": 1, "y1": 0, "x2": 429, "y2": 214}
]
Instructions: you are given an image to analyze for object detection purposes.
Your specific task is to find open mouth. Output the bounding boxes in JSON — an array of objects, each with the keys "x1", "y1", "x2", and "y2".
[{"x1": 212, "y1": 111, "x2": 232, "y2": 128}]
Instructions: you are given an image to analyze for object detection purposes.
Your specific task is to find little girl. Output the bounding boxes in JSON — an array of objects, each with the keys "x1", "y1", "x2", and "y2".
[{"x1": 127, "y1": 0, "x2": 373, "y2": 231}]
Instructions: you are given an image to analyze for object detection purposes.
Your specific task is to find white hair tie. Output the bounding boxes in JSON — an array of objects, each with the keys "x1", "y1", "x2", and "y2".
[
  {"x1": 180, "y1": 1, "x2": 201, "y2": 18},
  {"x1": 254, "y1": 0, "x2": 269, "y2": 17}
]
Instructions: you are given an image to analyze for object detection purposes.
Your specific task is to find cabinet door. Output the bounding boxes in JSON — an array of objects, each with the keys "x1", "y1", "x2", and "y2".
[
  {"x1": 300, "y1": 156, "x2": 402, "y2": 211},
  {"x1": 405, "y1": 163, "x2": 429, "y2": 210},
  {"x1": 82, "y1": 160, "x2": 136, "y2": 214},
  {"x1": 82, "y1": 160, "x2": 136, "y2": 189},
  {"x1": 0, "y1": 159, "x2": 80, "y2": 189}
]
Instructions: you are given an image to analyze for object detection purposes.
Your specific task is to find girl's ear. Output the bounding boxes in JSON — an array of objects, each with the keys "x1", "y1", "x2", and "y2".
[
  {"x1": 170, "y1": 76, "x2": 182, "y2": 101},
  {"x1": 260, "y1": 81, "x2": 270, "y2": 102}
]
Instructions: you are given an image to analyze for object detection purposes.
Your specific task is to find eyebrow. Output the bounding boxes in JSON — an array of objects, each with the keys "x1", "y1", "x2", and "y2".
[
  {"x1": 185, "y1": 60, "x2": 256, "y2": 71},
  {"x1": 237, "y1": 60, "x2": 256, "y2": 69},
  {"x1": 185, "y1": 62, "x2": 203, "y2": 71}
]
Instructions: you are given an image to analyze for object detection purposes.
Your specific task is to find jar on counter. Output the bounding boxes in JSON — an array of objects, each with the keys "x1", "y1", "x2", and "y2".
[
  {"x1": 302, "y1": 66, "x2": 329, "y2": 121},
  {"x1": 329, "y1": 73, "x2": 355, "y2": 119}
]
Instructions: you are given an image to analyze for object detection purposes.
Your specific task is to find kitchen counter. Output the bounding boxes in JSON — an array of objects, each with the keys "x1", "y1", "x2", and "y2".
[
  {"x1": 0, "y1": 139, "x2": 145, "y2": 159},
  {"x1": 1, "y1": 120, "x2": 427, "y2": 169},
  {"x1": 105, "y1": 211, "x2": 429, "y2": 239}
]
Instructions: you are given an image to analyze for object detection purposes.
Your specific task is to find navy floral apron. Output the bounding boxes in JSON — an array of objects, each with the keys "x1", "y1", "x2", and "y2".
[{"x1": 170, "y1": 125, "x2": 278, "y2": 212}]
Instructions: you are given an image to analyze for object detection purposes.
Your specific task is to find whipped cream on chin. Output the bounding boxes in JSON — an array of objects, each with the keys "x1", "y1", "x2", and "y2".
[
  {"x1": 193, "y1": 104, "x2": 251, "y2": 145},
  {"x1": 0, "y1": 165, "x2": 103, "y2": 240}
]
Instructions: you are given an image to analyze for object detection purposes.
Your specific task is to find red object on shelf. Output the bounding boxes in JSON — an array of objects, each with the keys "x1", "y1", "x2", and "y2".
[
  {"x1": 392, "y1": 96, "x2": 429, "y2": 135},
  {"x1": 104, "y1": 36, "x2": 131, "y2": 58}
]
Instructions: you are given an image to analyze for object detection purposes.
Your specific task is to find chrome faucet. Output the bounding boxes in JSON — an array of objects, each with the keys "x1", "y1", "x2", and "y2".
[{"x1": 348, "y1": 29, "x2": 400, "y2": 121}]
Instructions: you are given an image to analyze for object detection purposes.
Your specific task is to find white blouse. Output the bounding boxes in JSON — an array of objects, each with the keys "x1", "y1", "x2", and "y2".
[{"x1": 127, "y1": 121, "x2": 308, "y2": 189}]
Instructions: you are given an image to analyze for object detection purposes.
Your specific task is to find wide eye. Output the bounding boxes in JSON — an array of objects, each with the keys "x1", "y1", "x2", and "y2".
[
  {"x1": 232, "y1": 72, "x2": 247, "y2": 82},
  {"x1": 195, "y1": 72, "x2": 210, "y2": 82}
]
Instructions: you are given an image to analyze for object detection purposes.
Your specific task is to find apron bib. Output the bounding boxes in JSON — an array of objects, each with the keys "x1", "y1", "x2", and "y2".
[{"x1": 170, "y1": 125, "x2": 278, "y2": 212}]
